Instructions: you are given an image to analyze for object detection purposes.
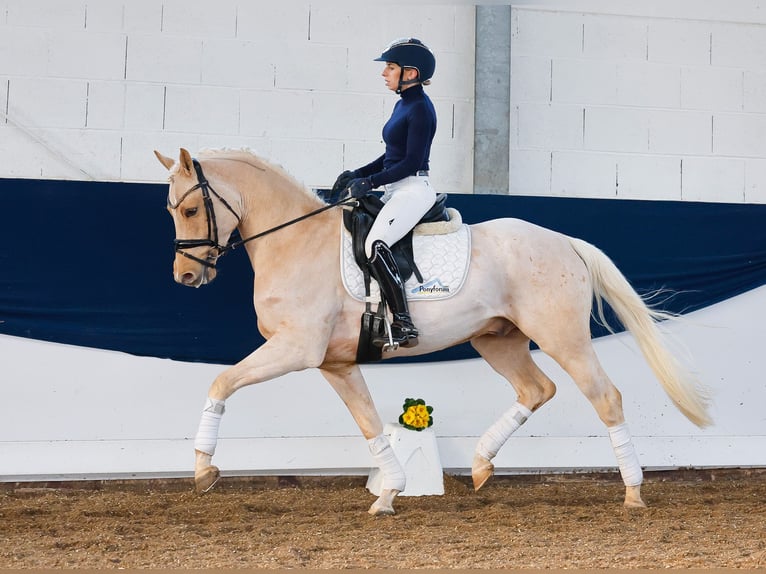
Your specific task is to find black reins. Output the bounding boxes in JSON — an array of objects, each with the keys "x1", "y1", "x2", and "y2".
[{"x1": 168, "y1": 158, "x2": 355, "y2": 269}]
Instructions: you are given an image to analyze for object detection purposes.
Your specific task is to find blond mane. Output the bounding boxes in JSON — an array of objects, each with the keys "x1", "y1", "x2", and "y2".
[{"x1": 197, "y1": 147, "x2": 322, "y2": 204}]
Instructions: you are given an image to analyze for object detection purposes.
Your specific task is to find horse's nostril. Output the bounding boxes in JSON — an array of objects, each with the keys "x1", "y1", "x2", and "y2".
[{"x1": 181, "y1": 272, "x2": 197, "y2": 285}]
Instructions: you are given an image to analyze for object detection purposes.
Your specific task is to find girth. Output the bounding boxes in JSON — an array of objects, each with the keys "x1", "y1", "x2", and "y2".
[{"x1": 343, "y1": 193, "x2": 449, "y2": 283}]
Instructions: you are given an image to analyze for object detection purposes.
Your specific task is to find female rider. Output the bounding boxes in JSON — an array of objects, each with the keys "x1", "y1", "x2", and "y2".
[{"x1": 333, "y1": 38, "x2": 437, "y2": 349}]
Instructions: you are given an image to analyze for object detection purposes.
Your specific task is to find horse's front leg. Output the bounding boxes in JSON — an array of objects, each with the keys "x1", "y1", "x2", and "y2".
[
  {"x1": 194, "y1": 335, "x2": 327, "y2": 493},
  {"x1": 320, "y1": 363, "x2": 405, "y2": 516}
]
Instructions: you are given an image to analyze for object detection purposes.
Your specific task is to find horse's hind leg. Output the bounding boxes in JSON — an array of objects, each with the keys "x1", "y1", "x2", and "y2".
[
  {"x1": 320, "y1": 363, "x2": 405, "y2": 516},
  {"x1": 470, "y1": 329, "x2": 557, "y2": 490},
  {"x1": 540, "y1": 339, "x2": 646, "y2": 508}
]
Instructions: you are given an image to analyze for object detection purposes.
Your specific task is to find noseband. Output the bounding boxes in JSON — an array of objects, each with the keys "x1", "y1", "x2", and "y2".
[{"x1": 168, "y1": 158, "x2": 357, "y2": 270}]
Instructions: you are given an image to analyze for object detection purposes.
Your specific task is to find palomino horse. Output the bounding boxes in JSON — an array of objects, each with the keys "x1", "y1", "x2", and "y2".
[{"x1": 154, "y1": 148, "x2": 711, "y2": 516}]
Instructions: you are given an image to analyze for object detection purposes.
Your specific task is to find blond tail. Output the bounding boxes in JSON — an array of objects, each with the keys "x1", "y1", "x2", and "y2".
[{"x1": 568, "y1": 236, "x2": 712, "y2": 428}]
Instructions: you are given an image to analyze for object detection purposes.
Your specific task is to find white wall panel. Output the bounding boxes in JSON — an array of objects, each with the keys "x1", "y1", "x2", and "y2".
[
  {"x1": 312, "y1": 93, "x2": 385, "y2": 142},
  {"x1": 201, "y1": 39, "x2": 274, "y2": 89},
  {"x1": 552, "y1": 58, "x2": 617, "y2": 105},
  {"x1": 511, "y1": 9, "x2": 583, "y2": 58},
  {"x1": 745, "y1": 159, "x2": 766, "y2": 203},
  {"x1": 83, "y1": 1, "x2": 126, "y2": 32},
  {"x1": 510, "y1": 149, "x2": 551, "y2": 195},
  {"x1": 714, "y1": 113, "x2": 766, "y2": 158},
  {"x1": 647, "y1": 20, "x2": 711, "y2": 66},
  {"x1": 682, "y1": 157, "x2": 745, "y2": 202},
  {"x1": 551, "y1": 151, "x2": 616, "y2": 197},
  {"x1": 124, "y1": 84, "x2": 165, "y2": 130},
  {"x1": 125, "y1": 35, "x2": 203, "y2": 84},
  {"x1": 511, "y1": 4, "x2": 766, "y2": 204},
  {"x1": 517, "y1": 102, "x2": 583, "y2": 149},
  {"x1": 122, "y1": 1, "x2": 163, "y2": 33},
  {"x1": 86, "y1": 82, "x2": 126, "y2": 130},
  {"x1": 163, "y1": 85, "x2": 240, "y2": 135},
  {"x1": 47, "y1": 31, "x2": 127, "y2": 80},
  {"x1": 616, "y1": 61, "x2": 680, "y2": 108},
  {"x1": 582, "y1": 14, "x2": 647, "y2": 60},
  {"x1": 8, "y1": 78, "x2": 87, "y2": 128},
  {"x1": 161, "y1": 0, "x2": 237, "y2": 39},
  {"x1": 744, "y1": 70, "x2": 766, "y2": 113},
  {"x1": 0, "y1": 78, "x2": 7, "y2": 118},
  {"x1": 235, "y1": 2, "x2": 310, "y2": 44},
  {"x1": 273, "y1": 44, "x2": 348, "y2": 91},
  {"x1": 647, "y1": 110, "x2": 711, "y2": 155},
  {"x1": 681, "y1": 66, "x2": 743, "y2": 112},
  {"x1": 510, "y1": 56, "x2": 551, "y2": 103},
  {"x1": 239, "y1": 90, "x2": 315, "y2": 139},
  {"x1": 585, "y1": 107, "x2": 648, "y2": 153},
  {"x1": 616, "y1": 155, "x2": 681, "y2": 200},
  {"x1": 711, "y1": 21, "x2": 766, "y2": 71},
  {"x1": 6, "y1": 0, "x2": 85, "y2": 29},
  {"x1": 0, "y1": 27, "x2": 48, "y2": 76}
]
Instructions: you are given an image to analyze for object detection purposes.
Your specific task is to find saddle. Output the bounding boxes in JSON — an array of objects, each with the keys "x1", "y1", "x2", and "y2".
[
  {"x1": 343, "y1": 193, "x2": 450, "y2": 363},
  {"x1": 342, "y1": 193, "x2": 449, "y2": 284}
]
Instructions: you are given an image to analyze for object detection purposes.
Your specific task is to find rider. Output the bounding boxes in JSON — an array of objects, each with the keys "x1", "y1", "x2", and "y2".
[{"x1": 333, "y1": 38, "x2": 437, "y2": 348}]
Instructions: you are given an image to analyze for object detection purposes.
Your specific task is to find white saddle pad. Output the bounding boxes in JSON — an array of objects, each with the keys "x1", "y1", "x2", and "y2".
[{"x1": 340, "y1": 208, "x2": 471, "y2": 302}]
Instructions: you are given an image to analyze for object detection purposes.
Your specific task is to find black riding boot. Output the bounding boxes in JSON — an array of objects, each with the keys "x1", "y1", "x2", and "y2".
[{"x1": 368, "y1": 240, "x2": 419, "y2": 348}]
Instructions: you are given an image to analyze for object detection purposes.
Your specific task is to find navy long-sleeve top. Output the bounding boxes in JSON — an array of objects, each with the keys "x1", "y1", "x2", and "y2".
[{"x1": 357, "y1": 84, "x2": 437, "y2": 188}]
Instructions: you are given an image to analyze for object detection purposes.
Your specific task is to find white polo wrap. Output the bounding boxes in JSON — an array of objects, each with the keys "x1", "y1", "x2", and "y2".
[
  {"x1": 368, "y1": 434, "x2": 406, "y2": 492},
  {"x1": 608, "y1": 422, "x2": 643, "y2": 486},
  {"x1": 194, "y1": 398, "x2": 226, "y2": 456},
  {"x1": 476, "y1": 402, "x2": 533, "y2": 461}
]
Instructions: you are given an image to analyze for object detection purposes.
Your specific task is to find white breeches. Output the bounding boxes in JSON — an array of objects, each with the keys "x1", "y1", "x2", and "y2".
[{"x1": 364, "y1": 175, "x2": 436, "y2": 258}]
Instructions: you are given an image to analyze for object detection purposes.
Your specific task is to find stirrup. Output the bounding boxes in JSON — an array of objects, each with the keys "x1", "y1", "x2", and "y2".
[{"x1": 372, "y1": 315, "x2": 419, "y2": 351}]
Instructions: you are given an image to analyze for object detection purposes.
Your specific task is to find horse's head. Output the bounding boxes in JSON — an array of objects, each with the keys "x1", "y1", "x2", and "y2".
[{"x1": 154, "y1": 148, "x2": 241, "y2": 287}]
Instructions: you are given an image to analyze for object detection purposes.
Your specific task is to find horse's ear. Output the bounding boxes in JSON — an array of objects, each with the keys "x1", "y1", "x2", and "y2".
[
  {"x1": 179, "y1": 148, "x2": 194, "y2": 175},
  {"x1": 154, "y1": 150, "x2": 175, "y2": 170}
]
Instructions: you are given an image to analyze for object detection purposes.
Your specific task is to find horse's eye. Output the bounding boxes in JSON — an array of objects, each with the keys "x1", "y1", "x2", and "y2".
[{"x1": 184, "y1": 207, "x2": 198, "y2": 217}]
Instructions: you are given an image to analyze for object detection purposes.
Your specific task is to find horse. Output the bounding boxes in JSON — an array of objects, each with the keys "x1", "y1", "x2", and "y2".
[{"x1": 154, "y1": 147, "x2": 711, "y2": 516}]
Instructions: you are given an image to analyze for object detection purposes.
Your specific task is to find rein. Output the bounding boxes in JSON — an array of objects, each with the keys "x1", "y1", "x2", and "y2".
[{"x1": 169, "y1": 158, "x2": 356, "y2": 268}]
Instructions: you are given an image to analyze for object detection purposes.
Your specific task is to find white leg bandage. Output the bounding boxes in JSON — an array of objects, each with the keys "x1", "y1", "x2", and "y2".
[
  {"x1": 608, "y1": 422, "x2": 643, "y2": 487},
  {"x1": 368, "y1": 434, "x2": 406, "y2": 492},
  {"x1": 476, "y1": 402, "x2": 533, "y2": 461},
  {"x1": 194, "y1": 398, "x2": 226, "y2": 456}
]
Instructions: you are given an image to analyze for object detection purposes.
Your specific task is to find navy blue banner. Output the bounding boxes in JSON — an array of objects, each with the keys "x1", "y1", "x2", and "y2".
[{"x1": 1, "y1": 178, "x2": 765, "y2": 364}]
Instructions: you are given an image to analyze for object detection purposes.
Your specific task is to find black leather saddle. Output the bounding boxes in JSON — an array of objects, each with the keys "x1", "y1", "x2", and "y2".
[{"x1": 343, "y1": 193, "x2": 449, "y2": 283}]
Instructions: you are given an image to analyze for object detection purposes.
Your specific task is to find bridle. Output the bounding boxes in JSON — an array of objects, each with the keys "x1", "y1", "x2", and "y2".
[
  {"x1": 168, "y1": 159, "x2": 240, "y2": 269},
  {"x1": 168, "y1": 158, "x2": 354, "y2": 269}
]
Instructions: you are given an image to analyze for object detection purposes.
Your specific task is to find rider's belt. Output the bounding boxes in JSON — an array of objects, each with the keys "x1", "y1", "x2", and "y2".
[{"x1": 414, "y1": 170, "x2": 429, "y2": 176}]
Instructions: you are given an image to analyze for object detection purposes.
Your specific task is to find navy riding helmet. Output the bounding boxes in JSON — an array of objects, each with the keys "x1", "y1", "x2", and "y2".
[{"x1": 375, "y1": 38, "x2": 436, "y2": 91}]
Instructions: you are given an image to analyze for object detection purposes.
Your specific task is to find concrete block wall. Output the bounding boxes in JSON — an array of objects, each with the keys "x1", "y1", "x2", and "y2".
[
  {"x1": 0, "y1": 1, "x2": 475, "y2": 193},
  {"x1": 509, "y1": 3, "x2": 766, "y2": 203}
]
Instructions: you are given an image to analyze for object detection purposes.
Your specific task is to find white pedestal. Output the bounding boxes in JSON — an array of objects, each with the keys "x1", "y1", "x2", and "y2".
[{"x1": 366, "y1": 422, "x2": 444, "y2": 496}]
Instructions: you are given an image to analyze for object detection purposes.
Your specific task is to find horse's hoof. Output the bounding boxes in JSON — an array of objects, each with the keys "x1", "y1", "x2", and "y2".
[
  {"x1": 368, "y1": 488, "x2": 399, "y2": 516},
  {"x1": 368, "y1": 501, "x2": 396, "y2": 516},
  {"x1": 471, "y1": 454, "x2": 494, "y2": 491},
  {"x1": 195, "y1": 465, "x2": 220, "y2": 493},
  {"x1": 624, "y1": 485, "x2": 647, "y2": 508}
]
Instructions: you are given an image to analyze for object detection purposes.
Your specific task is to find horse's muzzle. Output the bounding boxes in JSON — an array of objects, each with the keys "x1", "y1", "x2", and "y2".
[{"x1": 173, "y1": 253, "x2": 218, "y2": 287}]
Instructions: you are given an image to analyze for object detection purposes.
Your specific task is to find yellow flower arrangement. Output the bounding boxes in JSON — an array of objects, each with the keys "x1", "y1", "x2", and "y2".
[{"x1": 399, "y1": 398, "x2": 434, "y2": 431}]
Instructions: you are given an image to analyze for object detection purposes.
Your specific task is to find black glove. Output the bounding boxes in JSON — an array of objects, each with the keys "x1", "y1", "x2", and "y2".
[
  {"x1": 347, "y1": 177, "x2": 373, "y2": 198},
  {"x1": 331, "y1": 170, "x2": 358, "y2": 194}
]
